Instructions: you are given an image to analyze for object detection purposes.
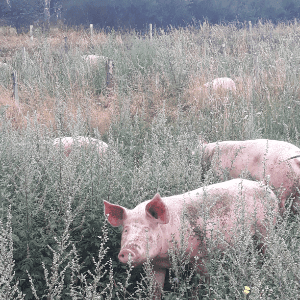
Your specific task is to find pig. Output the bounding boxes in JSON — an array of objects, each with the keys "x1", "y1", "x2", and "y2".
[
  {"x1": 53, "y1": 136, "x2": 108, "y2": 157},
  {"x1": 82, "y1": 55, "x2": 107, "y2": 66},
  {"x1": 104, "y1": 179, "x2": 278, "y2": 296},
  {"x1": 203, "y1": 77, "x2": 236, "y2": 92},
  {"x1": 0, "y1": 62, "x2": 9, "y2": 68},
  {"x1": 197, "y1": 139, "x2": 300, "y2": 214}
]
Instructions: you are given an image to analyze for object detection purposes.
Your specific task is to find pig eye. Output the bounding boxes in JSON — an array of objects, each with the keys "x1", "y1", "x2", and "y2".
[{"x1": 123, "y1": 227, "x2": 128, "y2": 233}]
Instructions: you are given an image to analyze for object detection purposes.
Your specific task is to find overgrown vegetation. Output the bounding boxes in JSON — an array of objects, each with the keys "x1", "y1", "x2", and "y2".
[{"x1": 1, "y1": 21, "x2": 300, "y2": 299}]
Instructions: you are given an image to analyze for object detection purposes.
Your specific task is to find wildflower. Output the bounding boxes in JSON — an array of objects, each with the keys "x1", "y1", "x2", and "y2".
[
  {"x1": 243, "y1": 286, "x2": 250, "y2": 298},
  {"x1": 173, "y1": 277, "x2": 179, "y2": 284}
]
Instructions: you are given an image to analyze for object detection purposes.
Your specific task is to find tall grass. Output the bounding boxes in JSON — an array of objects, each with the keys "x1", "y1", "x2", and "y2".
[
  {"x1": 0, "y1": 20, "x2": 300, "y2": 298},
  {"x1": 1, "y1": 20, "x2": 300, "y2": 140}
]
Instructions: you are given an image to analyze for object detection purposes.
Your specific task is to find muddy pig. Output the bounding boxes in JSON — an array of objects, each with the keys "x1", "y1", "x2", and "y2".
[{"x1": 104, "y1": 179, "x2": 278, "y2": 296}]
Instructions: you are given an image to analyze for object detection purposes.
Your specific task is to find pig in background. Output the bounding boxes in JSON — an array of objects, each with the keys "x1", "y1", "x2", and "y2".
[
  {"x1": 184, "y1": 77, "x2": 237, "y2": 114},
  {"x1": 203, "y1": 77, "x2": 236, "y2": 93},
  {"x1": 81, "y1": 55, "x2": 107, "y2": 66},
  {"x1": 104, "y1": 179, "x2": 278, "y2": 297},
  {"x1": 193, "y1": 138, "x2": 300, "y2": 214},
  {"x1": 53, "y1": 136, "x2": 108, "y2": 157}
]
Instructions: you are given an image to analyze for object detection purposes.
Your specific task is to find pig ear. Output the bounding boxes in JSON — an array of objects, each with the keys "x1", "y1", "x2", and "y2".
[
  {"x1": 103, "y1": 200, "x2": 127, "y2": 227},
  {"x1": 145, "y1": 193, "x2": 169, "y2": 224}
]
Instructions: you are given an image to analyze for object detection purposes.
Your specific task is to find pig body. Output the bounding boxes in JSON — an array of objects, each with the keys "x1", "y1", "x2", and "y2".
[
  {"x1": 82, "y1": 55, "x2": 107, "y2": 66},
  {"x1": 53, "y1": 136, "x2": 108, "y2": 157},
  {"x1": 0, "y1": 62, "x2": 10, "y2": 69},
  {"x1": 203, "y1": 77, "x2": 236, "y2": 92},
  {"x1": 200, "y1": 139, "x2": 300, "y2": 213},
  {"x1": 104, "y1": 179, "x2": 277, "y2": 292}
]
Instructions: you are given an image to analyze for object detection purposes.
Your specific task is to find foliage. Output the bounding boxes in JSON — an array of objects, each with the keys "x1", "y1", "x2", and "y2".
[
  {"x1": 3, "y1": 0, "x2": 44, "y2": 29},
  {"x1": 0, "y1": 206, "x2": 25, "y2": 299},
  {"x1": 1, "y1": 0, "x2": 300, "y2": 31}
]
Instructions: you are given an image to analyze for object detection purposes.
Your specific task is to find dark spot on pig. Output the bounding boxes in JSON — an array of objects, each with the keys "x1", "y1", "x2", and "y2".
[
  {"x1": 210, "y1": 195, "x2": 231, "y2": 218},
  {"x1": 253, "y1": 154, "x2": 261, "y2": 164},
  {"x1": 186, "y1": 203, "x2": 200, "y2": 227},
  {"x1": 193, "y1": 226, "x2": 205, "y2": 242}
]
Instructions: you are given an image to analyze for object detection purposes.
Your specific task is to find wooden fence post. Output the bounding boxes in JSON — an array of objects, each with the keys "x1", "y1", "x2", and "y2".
[
  {"x1": 155, "y1": 72, "x2": 159, "y2": 91},
  {"x1": 90, "y1": 24, "x2": 93, "y2": 39},
  {"x1": 203, "y1": 41, "x2": 206, "y2": 57},
  {"x1": 11, "y1": 71, "x2": 20, "y2": 112},
  {"x1": 249, "y1": 21, "x2": 253, "y2": 53},
  {"x1": 104, "y1": 59, "x2": 115, "y2": 106},
  {"x1": 222, "y1": 43, "x2": 226, "y2": 57},
  {"x1": 149, "y1": 23, "x2": 152, "y2": 40},
  {"x1": 105, "y1": 59, "x2": 114, "y2": 90},
  {"x1": 22, "y1": 47, "x2": 26, "y2": 66},
  {"x1": 30, "y1": 25, "x2": 33, "y2": 41},
  {"x1": 64, "y1": 36, "x2": 68, "y2": 53},
  {"x1": 255, "y1": 55, "x2": 259, "y2": 80}
]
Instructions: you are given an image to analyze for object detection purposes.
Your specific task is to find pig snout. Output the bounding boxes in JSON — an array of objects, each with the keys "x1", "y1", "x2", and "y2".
[
  {"x1": 118, "y1": 248, "x2": 136, "y2": 263},
  {"x1": 118, "y1": 243, "x2": 142, "y2": 263}
]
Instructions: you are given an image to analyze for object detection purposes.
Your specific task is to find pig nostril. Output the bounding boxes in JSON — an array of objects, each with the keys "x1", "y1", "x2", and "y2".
[{"x1": 119, "y1": 248, "x2": 137, "y2": 263}]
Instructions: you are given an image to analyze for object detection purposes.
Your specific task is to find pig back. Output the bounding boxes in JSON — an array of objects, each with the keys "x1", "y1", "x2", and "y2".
[{"x1": 163, "y1": 179, "x2": 278, "y2": 254}]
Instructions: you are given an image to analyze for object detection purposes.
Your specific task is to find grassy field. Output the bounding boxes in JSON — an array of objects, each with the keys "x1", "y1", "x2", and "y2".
[{"x1": 1, "y1": 20, "x2": 300, "y2": 299}]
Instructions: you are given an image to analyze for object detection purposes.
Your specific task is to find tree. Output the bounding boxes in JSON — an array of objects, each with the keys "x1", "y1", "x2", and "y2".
[{"x1": 44, "y1": 0, "x2": 50, "y2": 30}]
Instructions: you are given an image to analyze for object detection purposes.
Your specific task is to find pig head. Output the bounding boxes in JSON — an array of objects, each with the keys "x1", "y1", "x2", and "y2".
[{"x1": 104, "y1": 194, "x2": 170, "y2": 266}]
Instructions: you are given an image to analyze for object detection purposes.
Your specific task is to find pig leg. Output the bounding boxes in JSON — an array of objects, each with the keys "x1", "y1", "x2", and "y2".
[{"x1": 153, "y1": 266, "x2": 166, "y2": 299}]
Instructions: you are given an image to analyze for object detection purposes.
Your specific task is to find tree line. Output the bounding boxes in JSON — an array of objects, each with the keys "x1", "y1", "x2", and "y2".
[{"x1": 0, "y1": 0, "x2": 300, "y2": 32}]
